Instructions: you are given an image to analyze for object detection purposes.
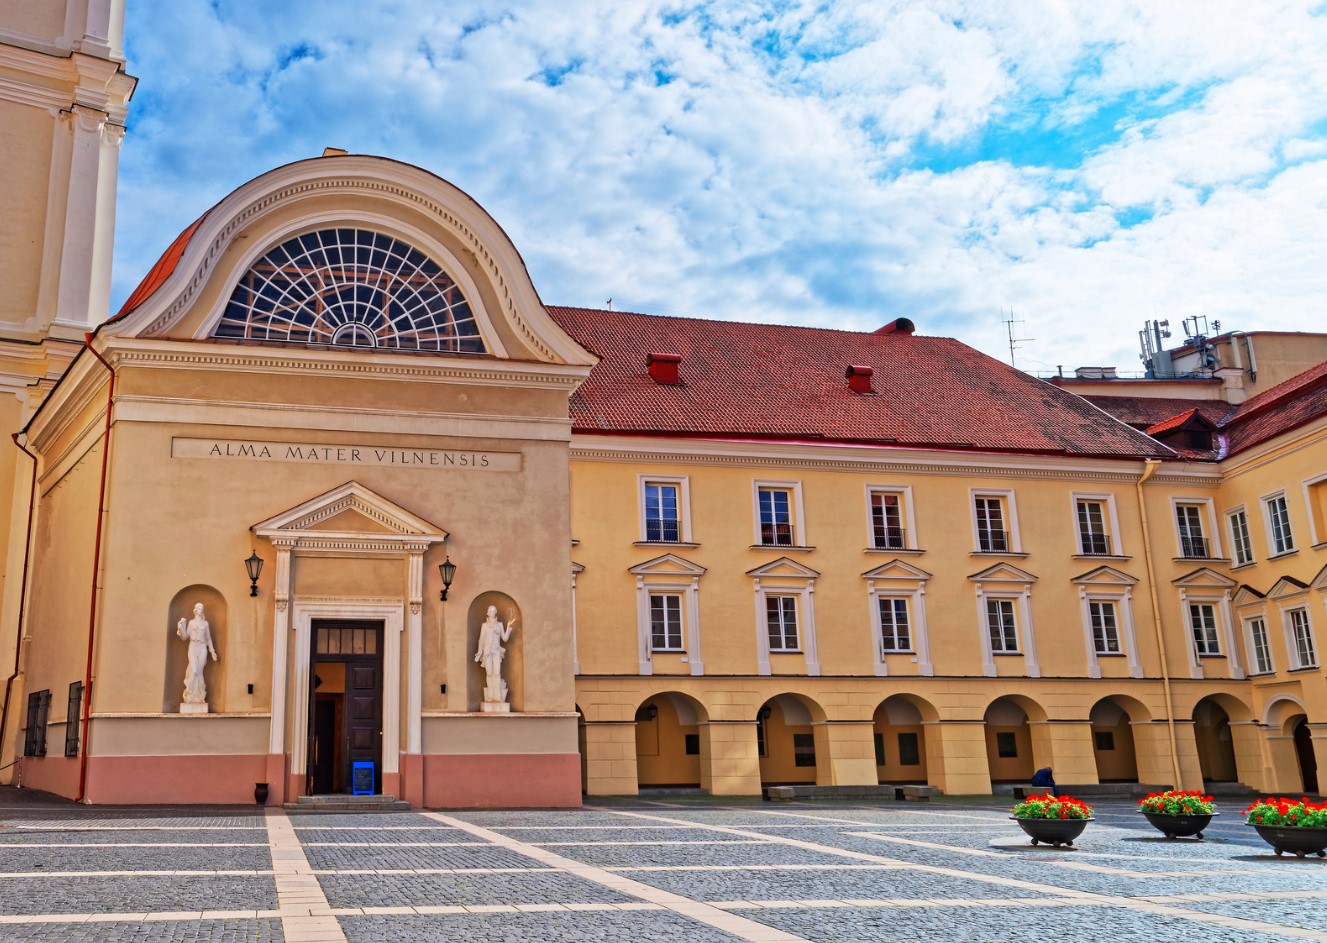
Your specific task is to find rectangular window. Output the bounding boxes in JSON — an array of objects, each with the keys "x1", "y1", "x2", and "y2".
[
  {"x1": 878, "y1": 597, "x2": 912, "y2": 652},
  {"x1": 1289, "y1": 608, "x2": 1318, "y2": 669},
  {"x1": 1248, "y1": 617, "x2": 1273, "y2": 674},
  {"x1": 649, "y1": 594, "x2": 684, "y2": 651},
  {"x1": 1228, "y1": 509, "x2": 1254, "y2": 566},
  {"x1": 23, "y1": 689, "x2": 51, "y2": 758},
  {"x1": 1076, "y1": 500, "x2": 1112, "y2": 555},
  {"x1": 986, "y1": 598, "x2": 1019, "y2": 652},
  {"x1": 758, "y1": 487, "x2": 795, "y2": 546},
  {"x1": 1265, "y1": 494, "x2": 1295, "y2": 555},
  {"x1": 766, "y1": 595, "x2": 799, "y2": 651},
  {"x1": 1189, "y1": 603, "x2": 1221, "y2": 655},
  {"x1": 1094, "y1": 731, "x2": 1115, "y2": 751},
  {"x1": 64, "y1": 682, "x2": 84, "y2": 758},
  {"x1": 874, "y1": 732, "x2": 886, "y2": 766},
  {"x1": 793, "y1": 732, "x2": 817, "y2": 767},
  {"x1": 897, "y1": 732, "x2": 920, "y2": 766},
  {"x1": 870, "y1": 491, "x2": 906, "y2": 549},
  {"x1": 974, "y1": 496, "x2": 1009, "y2": 552},
  {"x1": 1176, "y1": 504, "x2": 1209, "y2": 559},
  {"x1": 644, "y1": 482, "x2": 681, "y2": 543},
  {"x1": 1089, "y1": 601, "x2": 1121, "y2": 654},
  {"x1": 684, "y1": 733, "x2": 700, "y2": 756},
  {"x1": 996, "y1": 731, "x2": 1018, "y2": 758}
]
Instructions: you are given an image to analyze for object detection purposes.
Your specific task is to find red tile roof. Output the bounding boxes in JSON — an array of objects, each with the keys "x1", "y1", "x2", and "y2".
[
  {"x1": 111, "y1": 214, "x2": 209, "y2": 321},
  {"x1": 1145, "y1": 408, "x2": 1200, "y2": 436},
  {"x1": 1223, "y1": 360, "x2": 1327, "y2": 455},
  {"x1": 1082, "y1": 395, "x2": 1233, "y2": 429},
  {"x1": 547, "y1": 307, "x2": 1171, "y2": 458}
]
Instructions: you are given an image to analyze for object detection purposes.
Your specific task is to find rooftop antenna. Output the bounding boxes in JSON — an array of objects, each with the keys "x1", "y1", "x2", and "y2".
[
  {"x1": 606, "y1": 298, "x2": 613, "y2": 311},
  {"x1": 1003, "y1": 309, "x2": 1034, "y2": 368}
]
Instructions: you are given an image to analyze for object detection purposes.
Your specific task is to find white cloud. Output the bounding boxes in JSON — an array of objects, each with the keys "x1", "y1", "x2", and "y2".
[{"x1": 111, "y1": 0, "x2": 1327, "y2": 374}]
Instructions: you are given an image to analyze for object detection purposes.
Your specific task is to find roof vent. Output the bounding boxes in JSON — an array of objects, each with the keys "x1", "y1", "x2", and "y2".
[
  {"x1": 845, "y1": 364, "x2": 875, "y2": 394},
  {"x1": 647, "y1": 351, "x2": 682, "y2": 385},
  {"x1": 874, "y1": 318, "x2": 915, "y2": 335}
]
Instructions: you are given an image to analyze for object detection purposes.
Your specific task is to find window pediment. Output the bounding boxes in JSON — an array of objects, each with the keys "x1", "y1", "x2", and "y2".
[
  {"x1": 1267, "y1": 575, "x2": 1311, "y2": 600},
  {"x1": 1070, "y1": 565, "x2": 1138, "y2": 586},
  {"x1": 746, "y1": 557, "x2": 821, "y2": 580},
  {"x1": 1172, "y1": 567, "x2": 1237, "y2": 588},
  {"x1": 1232, "y1": 584, "x2": 1267, "y2": 607},
  {"x1": 861, "y1": 560, "x2": 932, "y2": 582},
  {"x1": 628, "y1": 553, "x2": 706, "y2": 578},
  {"x1": 252, "y1": 480, "x2": 447, "y2": 553},
  {"x1": 968, "y1": 562, "x2": 1037, "y2": 585}
]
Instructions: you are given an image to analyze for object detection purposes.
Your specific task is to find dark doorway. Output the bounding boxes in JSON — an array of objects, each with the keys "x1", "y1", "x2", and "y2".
[
  {"x1": 308, "y1": 620, "x2": 383, "y2": 795},
  {"x1": 1293, "y1": 719, "x2": 1319, "y2": 795}
]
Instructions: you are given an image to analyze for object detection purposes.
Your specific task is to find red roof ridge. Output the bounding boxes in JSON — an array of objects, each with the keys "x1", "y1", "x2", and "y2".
[
  {"x1": 111, "y1": 213, "x2": 210, "y2": 321},
  {"x1": 1227, "y1": 360, "x2": 1327, "y2": 427},
  {"x1": 545, "y1": 305, "x2": 943, "y2": 342},
  {"x1": 1145, "y1": 408, "x2": 1200, "y2": 436}
]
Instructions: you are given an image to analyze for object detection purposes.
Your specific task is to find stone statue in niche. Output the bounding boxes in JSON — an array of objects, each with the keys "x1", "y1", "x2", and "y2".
[
  {"x1": 474, "y1": 604, "x2": 516, "y2": 712},
  {"x1": 176, "y1": 602, "x2": 218, "y2": 713}
]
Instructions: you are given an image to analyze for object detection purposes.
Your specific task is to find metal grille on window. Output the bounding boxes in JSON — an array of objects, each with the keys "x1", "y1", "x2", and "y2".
[
  {"x1": 986, "y1": 598, "x2": 1018, "y2": 652},
  {"x1": 644, "y1": 484, "x2": 680, "y2": 542},
  {"x1": 1089, "y1": 601, "x2": 1121, "y2": 654},
  {"x1": 64, "y1": 682, "x2": 83, "y2": 758},
  {"x1": 1076, "y1": 501, "x2": 1111, "y2": 555},
  {"x1": 766, "y1": 595, "x2": 799, "y2": 651},
  {"x1": 1189, "y1": 603, "x2": 1220, "y2": 654},
  {"x1": 871, "y1": 492, "x2": 905, "y2": 549},
  {"x1": 759, "y1": 489, "x2": 794, "y2": 546},
  {"x1": 1176, "y1": 505, "x2": 1208, "y2": 558},
  {"x1": 215, "y1": 229, "x2": 486, "y2": 352},
  {"x1": 23, "y1": 689, "x2": 50, "y2": 757},
  {"x1": 650, "y1": 594, "x2": 683, "y2": 651},
  {"x1": 878, "y1": 597, "x2": 911, "y2": 652},
  {"x1": 316, "y1": 626, "x2": 378, "y2": 655}
]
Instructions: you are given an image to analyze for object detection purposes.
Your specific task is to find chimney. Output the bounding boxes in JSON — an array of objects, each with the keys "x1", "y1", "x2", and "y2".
[
  {"x1": 845, "y1": 364, "x2": 874, "y2": 394},
  {"x1": 874, "y1": 317, "x2": 915, "y2": 335},
  {"x1": 647, "y1": 351, "x2": 682, "y2": 385}
]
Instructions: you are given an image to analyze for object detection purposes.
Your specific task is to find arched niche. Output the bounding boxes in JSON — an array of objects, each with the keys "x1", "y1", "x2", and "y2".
[
  {"x1": 467, "y1": 592, "x2": 522, "y2": 711},
  {"x1": 163, "y1": 585, "x2": 228, "y2": 713}
]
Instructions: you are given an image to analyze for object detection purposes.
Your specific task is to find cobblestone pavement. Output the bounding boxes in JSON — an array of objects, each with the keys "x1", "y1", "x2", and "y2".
[{"x1": 2, "y1": 788, "x2": 1325, "y2": 942}]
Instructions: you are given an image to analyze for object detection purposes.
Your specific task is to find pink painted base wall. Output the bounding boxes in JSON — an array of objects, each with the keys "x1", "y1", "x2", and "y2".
[
  {"x1": 422, "y1": 753, "x2": 582, "y2": 808},
  {"x1": 86, "y1": 755, "x2": 268, "y2": 805},
  {"x1": 15, "y1": 756, "x2": 80, "y2": 800}
]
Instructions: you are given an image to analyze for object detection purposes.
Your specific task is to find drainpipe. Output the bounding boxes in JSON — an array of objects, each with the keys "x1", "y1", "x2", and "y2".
[
  {"x1": 1135, "y1": 459, "x2": 1183, "y2": 789},
  {"x1": 77, "y1": 334, "x2": 116, "y2": 803},
  {"x1": 0, "y1": 433, "x2": 39, "y2": 777}
]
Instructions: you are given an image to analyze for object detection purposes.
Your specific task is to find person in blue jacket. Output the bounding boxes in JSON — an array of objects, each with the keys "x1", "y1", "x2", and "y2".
[{"x1": 1030, "y1": 766, "x2": 1058, "y2": 796}]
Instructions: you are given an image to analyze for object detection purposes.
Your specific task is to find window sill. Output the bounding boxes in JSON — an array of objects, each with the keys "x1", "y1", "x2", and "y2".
[
  {"x1": 1229, "y1": 560, "x2": 1257, "y2": 571},
  {"x1": 864, "y1": 547, "x2": 926, "y2": 555},
  {"x1": 1247, "y1": 670, "x2": 1277, "y2": 678},
  {"x1": 1093, "y1": 651, "x2": 1126, "y2": 657},
  {"x1": 971, "y1": 551, "x2": 1028, "y2": 558},
  {"x1": 1312, "y1": 540, "x2": 1327, "y2": 551},
  {"x1": 1072, "y1": 554, "x2": 1131, "y2": 561},
  {"x1": 1268, "y1": 549, "x2": 1299, "y2": 560},
  {"x1": 1288, "y1": 665, "x2": 1321, "y2": 673},
  {"x1": 751, "y1": 544, "x2": 816, "y2": 552},
  {"x1": 1173, "y1": 557, "x2": 1231, "y2": 564},
  {"x1": 881, "y1": 649, "x2": 915, "y2": 655},
  {"x1": 991, "y1": 651, "x2": 1024, "y2": 656},
  {"x1": 634, "y1": 540, "x2": 700, "y2": 548},
  {"x1": 769, "y1": 649, "x2": 804, "y2": 655},
  {"x1": 1197, "y1": 653, "x2": 1226, "y2": 659}
]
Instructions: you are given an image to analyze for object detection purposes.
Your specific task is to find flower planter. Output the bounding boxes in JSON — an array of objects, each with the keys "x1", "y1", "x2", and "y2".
[
  {"x1": 1011, "y1": 815, "x2": 1092, "y2": 848},
  {"x1": 1249, "y1": 824, "x2": 1327, "y2": 858},
  {"x1": 1138, "y1": 809, "x2": 1217, "y2": 840}
]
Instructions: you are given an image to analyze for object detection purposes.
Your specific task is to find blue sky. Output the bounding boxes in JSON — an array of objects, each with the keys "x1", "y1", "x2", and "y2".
[{"x1": 113, "y1": 1, "x2": 1327, "y2": 373}]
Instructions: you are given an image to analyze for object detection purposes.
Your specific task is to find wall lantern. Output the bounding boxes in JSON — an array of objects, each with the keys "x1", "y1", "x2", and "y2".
[
  {"x1": 642, "y1": 704, "x2": 658, "y2": 721},
  {"x1": 244, "y1": 550, "x2": 264, "y2": 597},
  {"x1": 438, "y1": 556, "x2": 457, "y2": 601}
]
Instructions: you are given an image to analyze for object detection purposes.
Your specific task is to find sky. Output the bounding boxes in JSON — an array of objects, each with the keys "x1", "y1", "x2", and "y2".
[{"x1": 113, "y1": 0, "x2": 1327, "y2": 375}]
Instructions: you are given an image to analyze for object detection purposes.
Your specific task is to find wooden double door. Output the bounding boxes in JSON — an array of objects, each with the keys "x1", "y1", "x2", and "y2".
[{"x1": 308, "y1": 620, "x2": 384, "y2": 795}]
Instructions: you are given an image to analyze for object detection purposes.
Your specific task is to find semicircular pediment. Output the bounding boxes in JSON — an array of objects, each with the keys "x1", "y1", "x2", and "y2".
[{"x1": 214, "y1": 228, "x2": 486, "y2": 354}]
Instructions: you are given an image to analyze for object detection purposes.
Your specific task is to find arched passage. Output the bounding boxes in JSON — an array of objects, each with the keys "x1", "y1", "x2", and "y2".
[
  {"x1": 983, "y1": 695, "x2": 1046, "y2": 784},
  {"x1": 575, "y1": 704, "x2": 587, "y2": 794},
  {"x1": 1090, "y1": 696, "x2": 1148, "y2": 783},
  {"x1": 873, "y1": 694, "x2": 936, "y2": 784},
  {"x1": 1193, "y1": 695, "x2": 1244, "y2": 786},
  {"x1": 635, "y1": 692, "x2": 708, "y2": 789},
  {"x1": 757, "y1": 694, "x2": 826, "y2": 786},
  {"x1": 1291, "y1": 717, "x2": 1319, "y2": 795}
]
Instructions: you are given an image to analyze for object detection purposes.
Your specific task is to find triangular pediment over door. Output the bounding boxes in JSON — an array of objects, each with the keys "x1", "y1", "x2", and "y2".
[{"x1": 252, "y1": 480, "x2": 448, "y2": 555}]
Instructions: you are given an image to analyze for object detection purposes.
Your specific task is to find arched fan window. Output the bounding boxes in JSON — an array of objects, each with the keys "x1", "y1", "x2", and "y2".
[{"x1": 213, "y1": 229, "x2": 486, "y2": 353}]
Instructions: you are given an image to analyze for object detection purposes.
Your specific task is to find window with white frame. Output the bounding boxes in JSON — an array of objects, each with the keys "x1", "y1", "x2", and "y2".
[
  {"x1": 1246, "y1": 617, "x2": 1273, "y2": 674},
  {"x1": 1075, "y1": 498, "x2": 1113, "y2": 556},
  {"x1": 639, "y1": 476, "x2": 690, "y2": 543},
  {"x1": 1227, "y1": 508, "x2": 1254, "y2": 567},
  {"x1": 1189, "y1": 603, "x2": 1221, "y2": 655},
  {"x1": 1263, "y1": 493, "x2": 1295, "y2": 556},
  {"x1": 869, "y1": 490, "x2": 907, "y2": 549},
  {"x1": 649, "y1": 594, "x2": 684, "y2": 651},
  {"x1": 986, "y1": 598, "x2": 1019, "y2": 652},
  {"x1": 1286, "y1": 607, "x2": 1318, "y2": 669},
  {"x1": 973, "y1": 494, "x2": 1012, "y2": 553},
  {"x1": 756, "y1": 484, "x2": 799, "y2": 547},
  {"x1": 1175, "y1": 503, "x2": 1211, "y2": 559},
  {"x1": 1089, "y1": 600, "x2": 1121, "y2": 654},
  {"x1": 878, "y1": 597, "x2": 912, "y2": 652},
  {"x1": 766, "y1": 595, "x2": 799, "y2": 651}
]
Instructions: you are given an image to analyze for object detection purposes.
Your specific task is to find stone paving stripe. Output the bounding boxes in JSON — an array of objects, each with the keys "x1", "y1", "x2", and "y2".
[
  {"x1": 532, "y1": 839, "x2": 774, "y2": 846},
  {"x1": 3, "y1": 825, "x2": 267, "y2": 831},
  {"x1": 301, "y1": 841, "x2": 481, "y2": 847},
  {"x1": 0, "y1": 842, "x2": 270, "y2": 848},
  {"x1": 844, "y1": 831, "x2": 1008, "y2": 857},
  {"x1": 600, "y1": 805, "x2": 1327, "y2": 941},
  {"x1": 266, "y1": 806, "x2": 348, "y2": 943},
  {"x1": 0, "y1": 869, "x2": 273, "y2": 878},
  {"x1": 607, "y1": 864, "x2": 902, "y2": 872},
  {"x1": 311, "y1": 866, "x2": 557, "y2": 874},
  {"x1": 424, "y1": 811, "x2": 813, "y2": 943}
]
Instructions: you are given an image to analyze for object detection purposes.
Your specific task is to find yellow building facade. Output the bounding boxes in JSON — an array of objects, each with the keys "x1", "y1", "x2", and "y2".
[{"x1": 1, "y1": 1, "x2": 1322, "y2": 807}]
